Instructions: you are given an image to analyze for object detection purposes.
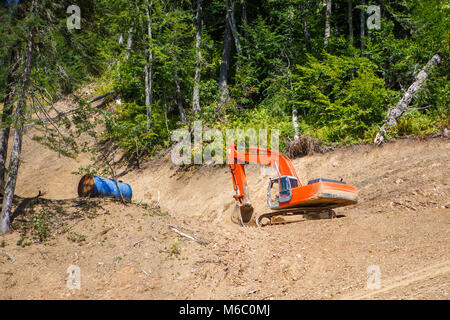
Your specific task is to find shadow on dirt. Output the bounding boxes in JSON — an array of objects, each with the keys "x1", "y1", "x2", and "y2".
[{"x1": 6, "y1": 195, "x2": 113, "y2": 231}]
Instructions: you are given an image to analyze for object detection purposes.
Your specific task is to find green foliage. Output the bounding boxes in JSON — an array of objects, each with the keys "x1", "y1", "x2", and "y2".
[
  {"x1": 31, "y1": 209, "x2": 52, "y2": 242},
  {"x1": 2, "y1": 0, "x2": 448, "y2": 170},
  {"x1": 169, "y1": 238, "x2": 181, "y2": 257},
  {"x1": 71, "y1": 164, "x2": 109, "y2": 178},
  {"x1": 67, "y1": 232, "x2": 86, "y2": 245},
  {"x1": 261, "y1": 53, "x2": 399, "y2": 144},
  {"x1": 87, "y1": 0, "x2": 449, "y2": 153}
]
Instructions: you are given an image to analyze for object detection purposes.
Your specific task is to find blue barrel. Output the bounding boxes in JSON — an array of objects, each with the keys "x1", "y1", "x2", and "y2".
[{"x1": 78, "y1": 175, "x2": 132, "y2": 201}]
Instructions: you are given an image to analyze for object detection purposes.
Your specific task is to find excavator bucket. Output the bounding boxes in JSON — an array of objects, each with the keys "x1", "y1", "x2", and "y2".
[{"x1": 231, "y1": 203, "x2": 254, "y2": 226}]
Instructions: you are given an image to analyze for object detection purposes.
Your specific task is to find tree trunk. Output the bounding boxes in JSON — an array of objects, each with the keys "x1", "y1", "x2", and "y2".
[
  {"x1": 360, "y1": 0, "x2": 365, "y2": 52},
  {"x1": 292, "y1": 109, "x2": 300, "y2": 141},
  {"x1": 1, "y1": 0, "x2": 37, "y2": 235},
  {"x1": 324, "y1": 0, "x2": 332, "y2": 48},
  {"x1": 374, "y1": 54, "x2": 441, "y2": 145},
  {"x1": 0, "y1": 98, "x2": 13, "y2": 194},
  {"x1": 144, "y1": 0, "x2": 154, "y2": 131},
  {"x1": 125, "y1": 27, "x2": 133, "y2": 61},
  {"x1": 228, "y1": 0, "x2": 242, "y2": 75},
  {"x1": 348, "y1": 0, "x2": 353, "y2": 40},
  {"x1": 0, "y1": 49, "x2": 20, "y2": 193},
  {"x1": 174, "y1": 71, "x2": 187, "y2": 123},
  {"x1": 218, "y1": 0, "x2": 233, "y2": 107},
  {"x1": 300, "y1": 2, "x2": 311, "y2": 52},
  {"x1": 192, "y1": 0, "x2": 202, "y2": 115},
  {"x1": 241, "y1": 0, "x2": 250, "y2": 60}
]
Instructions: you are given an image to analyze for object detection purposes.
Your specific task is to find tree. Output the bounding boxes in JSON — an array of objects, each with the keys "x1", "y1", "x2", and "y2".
[
  {"x1": 324, "y1": 0, "x2": 332, "y2": 48},
  {"x1": 218, "y1": 0, "x2": 233, "y2": 107},
  {"x1": 0, "y1": 1, "x2": 22, "y2": 192},
  {"x1": 192, "y1": 0, "x2": 202, "y2": 115},
  {"x1": 144, "y1": 0, "x2": 154, "y2": 131},
  {"x1": 374, "y1": 54, "x2": 442, "y2": 144},
  {"x1": 0, "y1": 0, "x2": 103, "y2": 233},
  {"x1": 300, "y1": 1, "x2": 311, "y2": 52},
  {"x1": 1, "y1": 0, "x2": 38, "y2": 234},
  {"x1": 348, "y1": 0, "x2": 353, "y2": 40},
  {"x1": 360, "y1": 0, "x2": 365, "y2": 52}
]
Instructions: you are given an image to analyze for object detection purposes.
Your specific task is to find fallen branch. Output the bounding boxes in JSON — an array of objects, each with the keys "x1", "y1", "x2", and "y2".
[
  {"x1": 374, "y1": 54, "x2": 441, "y2": 145},
  {"x1": 87, "y1": 91, "x2": 116, "y2": 104},
  {"x1": 24, "y1": 90, "x2": 117, "y2": 131},
  {"x1": 133, "y1": 239, "x2": 145, "y2": 247},
  {"x1": 132, "y1": 199, "x2": 160, "y2": 210},
  {"x1": 168, "y1": 224, "x2": 209, "y2": 245},
  {"x1": 97, "y1": 227, "x2": 114, "y2": 237},
  {"x1": 195, "y1": 256, "x2": 221, "y2": 264}
]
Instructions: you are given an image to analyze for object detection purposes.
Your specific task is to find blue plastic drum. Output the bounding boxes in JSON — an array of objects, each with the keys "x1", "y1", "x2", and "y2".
[{"x1": 78, "y1": 175, "x2": 132, "y2": 201}]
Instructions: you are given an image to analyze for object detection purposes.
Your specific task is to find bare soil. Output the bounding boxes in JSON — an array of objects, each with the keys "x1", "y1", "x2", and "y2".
[{"x1": 0, "y1": 110, "x2": 449, "y2": 299}]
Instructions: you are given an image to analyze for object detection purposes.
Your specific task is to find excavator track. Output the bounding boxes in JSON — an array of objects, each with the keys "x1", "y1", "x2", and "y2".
[{"x1": 255, "y1": 207, "x2": 336, "y2": 227}]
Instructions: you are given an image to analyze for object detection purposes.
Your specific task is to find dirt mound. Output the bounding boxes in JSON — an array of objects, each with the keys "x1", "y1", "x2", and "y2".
[{"x1": 1, "y1": 117, "x2": 449, "y2": 299}]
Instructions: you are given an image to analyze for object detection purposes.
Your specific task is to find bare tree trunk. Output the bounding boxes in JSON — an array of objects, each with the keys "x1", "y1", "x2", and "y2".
[
  {"x1": 192, "y1": 0, "x2": 202, "y2": 115},
  {"x1": 360, "y1": 0, "x2": 365, "y2": 53},
  {"x1": 1, "y1": 0, "x2": 37, "y2": 235},
  {"x1": 174, "y1": 71, "x2": 187, "y2": 123},
  {"x1": 324, "y1": 0, "x2": 332, "y2": 48},
  {"x1": 241, "y1": 0, "x2": 250, "y2": 60},
  {"x1": 0, "y1": 99, "x2": 13, "y2": 194},
  {"x1": 125, "y1": 27, "x2": 134, "y2": 61},
  {"x1": 300, "y1": 2, "x2": 311, "y2": 52},
  {"x1": 228, "y1": 0, "x2": 242, "y2": 75},
  {"x1": 292, "y1": 109, "x2": 300, "y2": 141},
  {"x1": 374, "y1": 55, "x2": 441, "y2": 145},
  {"x1": 218, "y1": 0, "x2": 233, "y2": 107},
  {"x1": 348, "y1": 0, "x2": 353, "y2": 40},
  {"x1": 144, "y1": 0, "x2": 154, "y2": 131},
  {"x1": 0, "y1": 49, "x2": 20, "y2": 193},
  {"x1": 163, "y1": 91, "x2": 170, "y2": 135}
]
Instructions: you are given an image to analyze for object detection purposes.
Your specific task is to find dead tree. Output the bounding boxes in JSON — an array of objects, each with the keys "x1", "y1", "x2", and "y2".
[{"x1": 374, "y1": 54, "x2": 442, "y2": 145}]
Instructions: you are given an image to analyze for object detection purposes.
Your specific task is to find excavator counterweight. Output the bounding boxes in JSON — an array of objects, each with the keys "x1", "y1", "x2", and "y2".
[{"x1": 227, "y1": 144, "x2": 358, "y2": 226}]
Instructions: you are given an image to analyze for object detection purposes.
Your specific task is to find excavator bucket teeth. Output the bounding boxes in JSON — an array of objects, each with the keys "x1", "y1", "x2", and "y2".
[{"x1": 231, "y1": 204, "x2": 254, "y2": 226}]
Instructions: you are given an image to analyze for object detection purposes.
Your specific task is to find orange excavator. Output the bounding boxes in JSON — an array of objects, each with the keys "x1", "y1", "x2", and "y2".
[{"x1": 227, "y1": 144, "x2": 358, "y2": 226}]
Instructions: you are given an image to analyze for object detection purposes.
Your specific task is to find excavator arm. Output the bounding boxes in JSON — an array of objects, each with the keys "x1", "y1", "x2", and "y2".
[{"x1": 227, "y1": 144, "x2": 300, "y2": 223}]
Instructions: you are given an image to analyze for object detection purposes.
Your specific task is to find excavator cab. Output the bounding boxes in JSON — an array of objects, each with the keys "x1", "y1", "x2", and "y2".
[{"x1": 267, "y1": 176, "x2": 299, "y2": 209}]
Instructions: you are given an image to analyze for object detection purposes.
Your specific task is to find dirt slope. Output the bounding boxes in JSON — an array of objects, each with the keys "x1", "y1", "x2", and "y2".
[{"x1": 1, "y1": 119, "x2": 449, "y2": 299}]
